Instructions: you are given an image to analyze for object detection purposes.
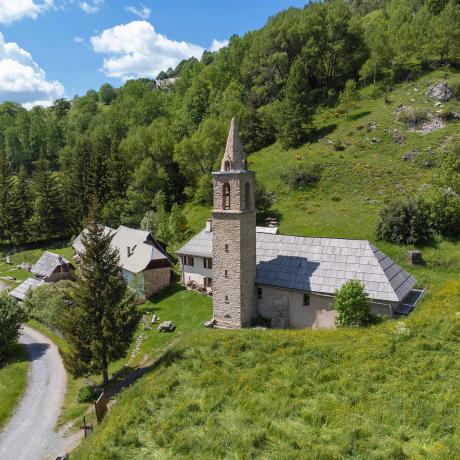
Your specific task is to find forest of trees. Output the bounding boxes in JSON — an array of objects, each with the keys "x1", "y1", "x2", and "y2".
[{"x1": 0, "y1": 0, "x2": 459, "y2": 247}]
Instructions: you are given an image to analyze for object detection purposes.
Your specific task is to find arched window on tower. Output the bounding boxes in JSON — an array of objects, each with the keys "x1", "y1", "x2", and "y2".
[
  {"x1": 245, "y1": 182, "x2": 251, "y2": 210},
  {"x1": 224, "y1": 160, "x2": 231, "y2": 171},
  {"x1": 223, "y1": 183, "x2": 231, "y2": 210}
]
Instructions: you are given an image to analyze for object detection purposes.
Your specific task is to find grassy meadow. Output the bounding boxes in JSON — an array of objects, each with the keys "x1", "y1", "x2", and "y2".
[
  {"x1": 71, "y1": 68, "x2": 460, "y2": 458},
  {"x1": 0, "y1": 345, "x2": 28, "y2": 430}
]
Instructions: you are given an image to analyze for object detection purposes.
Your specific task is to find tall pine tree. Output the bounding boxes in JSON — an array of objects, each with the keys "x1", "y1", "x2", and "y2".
[
  {"x1": 9, "y1": 166, "x2": 32, "y2": 245},
  {"x1": 29, "y1": 156, "x2": 63, "y2": 240},
  {"x1": 0, "y1": 152, "x2": 12, "y2": 241},
  {"x1": 60, "y1": 200, "x2": 139, "y2": 385}
]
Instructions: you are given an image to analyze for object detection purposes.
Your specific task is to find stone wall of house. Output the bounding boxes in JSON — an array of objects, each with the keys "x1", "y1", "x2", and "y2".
[
  {"x1": 143, "y1": 267, "x2": 171, "y2": 299},
  {"x1": 47, "y1": 270, "x2": 74, "y2": 283}
]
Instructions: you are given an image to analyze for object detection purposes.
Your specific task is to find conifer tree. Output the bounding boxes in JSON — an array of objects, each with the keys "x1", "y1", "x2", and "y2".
[
  {"x1": 9, "y1": 166, "x2": 32, "y2": 244},
  {"x1": 279, "y1": 58, "x2": 313, "y2": 148},
  {"x1": 0, "y1": 152, "x2": 13, "y2": 241},
  {"x1": 29, "y1": 156, "x2": 63, "y2": 239},
  {"x1": 60, "y1": 199, "x2": 139, "y2": 385}
]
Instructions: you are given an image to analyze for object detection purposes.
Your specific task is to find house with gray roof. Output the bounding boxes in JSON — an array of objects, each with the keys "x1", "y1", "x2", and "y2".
[
  {"x1": 31, "y1": 251, "x2": 75, "y2": 282},
  {"x1": 10, "y1": 278, "x2": 46, "y2": 301},
  {"x1": 176, "y1": 119, "x2": 419, "y2": 330},
  {"x1": 73, "y1": 225, "x2": 171, "y2": 299}
]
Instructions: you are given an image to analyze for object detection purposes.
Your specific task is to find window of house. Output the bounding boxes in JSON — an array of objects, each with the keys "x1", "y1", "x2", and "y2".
[
  {"x1": 303, "y1": 294, "x2": 310, "y2": 306},
  {"x1": 204, "y1": 277, "x2": 212, "y2": 287},
  {"x1": 257, "y1": 287, "x2": 263, "y2": 299},
  {"x1": 186, "y1": 256, "x2": 194, "y2": 267},
  {"x1": 245, "y1": 182, "x2": 251, "y2": 209},
  {"x1": 223, "y1": 183, "x2": 231, "y2": 210},
  {"x1": 204, "y1": 258, "x2": 212, "y2": 269}
]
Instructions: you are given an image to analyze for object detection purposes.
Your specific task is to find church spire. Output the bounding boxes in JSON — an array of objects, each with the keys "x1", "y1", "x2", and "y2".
[{"x1": 221, "y1": 118, "x2": 246, "y2": 172}]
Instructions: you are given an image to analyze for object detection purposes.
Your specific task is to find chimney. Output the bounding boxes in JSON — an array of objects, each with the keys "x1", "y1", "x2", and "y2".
[{"x1": 205, "y1": 219, "x2": 212, "y2": 232}]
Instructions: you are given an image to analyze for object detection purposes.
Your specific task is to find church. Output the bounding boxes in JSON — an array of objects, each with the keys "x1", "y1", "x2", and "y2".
[{"x1": 177, "y1": 119, "x2": 419, "y2": 329}]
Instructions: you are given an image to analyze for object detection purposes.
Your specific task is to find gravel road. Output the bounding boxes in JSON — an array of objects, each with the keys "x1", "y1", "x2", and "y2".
[{"x1": 0, "y1": 325, "x2": 78, "y2": 460}]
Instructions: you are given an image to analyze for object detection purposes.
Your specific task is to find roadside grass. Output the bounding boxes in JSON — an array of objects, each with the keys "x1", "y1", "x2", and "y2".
[
  {"x1": 26, "y1": 282, "x2": 211, "y2": 430},
  {"x1": 0, "y1": 345, "x2": 28, "y2": 430},
  {"x1": 72, "y1": 280, "x2": 460, "y2": 460}
]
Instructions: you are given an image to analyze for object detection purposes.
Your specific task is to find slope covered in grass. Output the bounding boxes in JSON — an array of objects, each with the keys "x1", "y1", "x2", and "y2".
[
  {"x1": 72, "y1": 69, "x2": 460, "y2": 458},
  {"x1": 0, "y1": 345, "x2": 28, "y2": 430},
  {"x1": 73, "y1": 281, "x2": 460, "y2": 459}
]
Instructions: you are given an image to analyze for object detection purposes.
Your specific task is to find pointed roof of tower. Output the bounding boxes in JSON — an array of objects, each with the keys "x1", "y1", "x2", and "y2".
[{"x1": 221, "y1": 118, "x2": 246, "y2": 171}]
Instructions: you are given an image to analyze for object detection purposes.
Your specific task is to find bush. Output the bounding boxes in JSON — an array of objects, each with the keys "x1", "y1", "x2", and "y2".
[
  {"x1": 23, "y1": 281, "x2": 72, "y2": 330},
  {"x1": 77, "y1": 384, "x2": 97, "y2": 403},
  {"x1": 333, "y1": 280, "x2": 370, "y2": 327},
  {"x1": 282, "y1": 162, "x2": 322, "y2": 190},
  {"x1": 255, "y1": 182, "x2": 275, "y2": 212},
  {"x1": 429, "y1": 188, "x2": 460, "y2": 238},
  {"x1": 396, "y1": 107, "x2": 428, "y2": 125},
  {"x1": 0, "y1": 294, "x2": 26, "y2": 365},
  {"x1": 376, "y1": 198, "x2": 434, "y2": 245}
]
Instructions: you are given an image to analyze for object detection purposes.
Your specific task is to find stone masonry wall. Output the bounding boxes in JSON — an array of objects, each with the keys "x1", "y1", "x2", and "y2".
[
  {"x1": 143, "y1": 267, "x2": 171, "y2": 299},
  {"x1": 212, "y1": 170, "x2": 256, "y2": 329}
]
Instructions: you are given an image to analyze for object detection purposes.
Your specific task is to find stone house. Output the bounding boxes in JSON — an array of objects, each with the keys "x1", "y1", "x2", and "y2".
[
  {"x1": 177, "y1": 118, "x2": 419, "y2": 329},
  {"x1": 73, "y1": 225, "x2": 171, "y2": 299}
]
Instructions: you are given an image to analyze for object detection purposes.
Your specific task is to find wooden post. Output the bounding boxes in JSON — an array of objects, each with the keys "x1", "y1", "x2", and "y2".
[{"x1": 94, "y1": 391, "x2": 109, "y2": 424}]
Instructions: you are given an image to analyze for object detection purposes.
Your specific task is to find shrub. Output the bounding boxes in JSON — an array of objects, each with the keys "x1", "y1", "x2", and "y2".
[
  {"x1": 282, "y1": 162, "x2": 322, "y2": 190},
  {"x1": 396, "y1": 107, "x2": 428, "y2": 125},
  {"x1": 255, "y1": 182, "x2": 275, "y2": 212},
  {"x1": 333, "y1": 280, "x2": 370, "y2": 327},
  {"x1": 333, "y1": 139, "x2": 346, "y2": 151},
  {"x1": 429, "y1": 188, "x2": 460, "y2": 238},
  {"x1": 77, "y1": 384, "x2": 97, "y2": 403},
  {"x1": 0, "y1": 294, "x2": 26, "y2": 365},
  {"x1": 23, "y1": 282, "x2": 72, "y2": 330},
  {"x1": 376, "y1": 198, "x2": 434, "y2": 245}
]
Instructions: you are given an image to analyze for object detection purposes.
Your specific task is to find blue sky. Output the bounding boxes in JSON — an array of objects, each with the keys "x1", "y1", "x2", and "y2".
[{"x1": 0, "y1": 0, "x2": 307, "y2": 107}]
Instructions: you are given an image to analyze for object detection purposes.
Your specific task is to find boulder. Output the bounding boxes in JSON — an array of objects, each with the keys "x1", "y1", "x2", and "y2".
[
  {"x1": 426, "y1": 82, "x2": 453, "y2": 102},
  {"x1": 157, "y1": 321, "x2": 176, "y2": 332}
]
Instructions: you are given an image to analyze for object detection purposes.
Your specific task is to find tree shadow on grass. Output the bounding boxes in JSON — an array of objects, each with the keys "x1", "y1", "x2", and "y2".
[
  {"x1": 106, "y1": 348, "x2": 185, "y2": 399},
  {"x1": 348, "y1": 111, "x2": 371, "y2": 121},
  {"x1": 310, "y1": 123, "x2": 338, "y2": 143}
]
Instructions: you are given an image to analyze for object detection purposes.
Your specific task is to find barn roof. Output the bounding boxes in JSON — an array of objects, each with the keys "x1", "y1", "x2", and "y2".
[
  {"x1": 176, "y1": 229, "x2": 416, "y2": 303},
  {"x1": 31, "y1": 251, "x2": 73, "y2": 278},
  {"x1": 9, "y1": 278, "x2": 45, "y2": 301}
]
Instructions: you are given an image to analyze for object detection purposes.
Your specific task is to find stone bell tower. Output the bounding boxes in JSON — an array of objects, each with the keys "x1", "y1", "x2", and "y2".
[{"x1": 212, "y1": 118, "x2": 257, "y2": 328}]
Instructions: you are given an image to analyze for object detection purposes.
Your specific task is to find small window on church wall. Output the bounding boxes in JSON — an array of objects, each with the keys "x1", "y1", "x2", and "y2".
[
  {"x1": 224, "y1": 160, "x2": 231, "y2": 171},
  {"x1": 225, "y1": 295, "x2": 229, "y2": 303},
  {"x1": 245, "y1": 182, "x2": 251, "y2": 209},
  {"x1": 303, "y1": 294, "x2": 310, "y2": 306},
  {"x1": 225, "y1": 244, "x2": 229, "y2": 253},
  {"x1": 223, "y1": 183, "x2": 231, "y2": 210},
  {"x1": 257, "y1": 287, "x2": 263, "y2": 299},
  {"x1": 225, "y1": 270, "x2": 228, "y2": 278}
]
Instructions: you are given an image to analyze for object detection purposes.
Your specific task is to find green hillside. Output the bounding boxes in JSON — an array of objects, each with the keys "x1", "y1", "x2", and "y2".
[{"x1": 72, "y1": 69, "x2": 460, "y2": 459}]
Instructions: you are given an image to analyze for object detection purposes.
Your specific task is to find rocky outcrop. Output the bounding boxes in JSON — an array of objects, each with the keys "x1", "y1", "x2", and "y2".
[{"x1": 426, "y1": 82, "x2": 453, "y2": 102}]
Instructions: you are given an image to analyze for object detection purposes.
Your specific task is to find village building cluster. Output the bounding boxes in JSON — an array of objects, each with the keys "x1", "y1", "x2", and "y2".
[{"x1": 177, "y1": 119, "x2": 420, "y2": 329}]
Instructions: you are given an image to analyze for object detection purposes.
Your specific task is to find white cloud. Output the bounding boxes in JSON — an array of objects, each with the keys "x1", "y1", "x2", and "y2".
[
  {"x1": 90, "y1": 21, "x2": 204, "y2": 81},
  {"x1": 73, "y1": 36, "x2": 84, "y2": 44},
  {"x1": 79, "y1": 0, "x2": 102, "y2": 14},
  {"x1": 0, "y1": 0, "x2": 54, "y2": 24},
  {"x1": 125, "y1": 5, "x2": 151, "y2": 19},
  {"x1": 210, "y1": 39, "x2": 229, "y2": 52},
  {"x1": 0, "y1": 33, "x2": 64, "y2": 108}
]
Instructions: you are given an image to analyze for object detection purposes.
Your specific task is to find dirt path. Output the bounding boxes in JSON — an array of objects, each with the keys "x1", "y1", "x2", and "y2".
[{"x1": 0, "y1": 325, "x2": 80, "y2": 460}]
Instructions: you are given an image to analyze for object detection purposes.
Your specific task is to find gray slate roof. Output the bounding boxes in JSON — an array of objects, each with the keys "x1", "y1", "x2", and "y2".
[
  {"x1": 73, "y1": 225, "x2": 169, "y2": 275},
  {"x1": 176, "y1": 229, "x2": 416, "y2": 303},
  {"x1": 10, "y1": 278, "x2": 45, "y2": 301},
  {"x1": 31, "y1": 251, "x2": 72, "y2": 278}
]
